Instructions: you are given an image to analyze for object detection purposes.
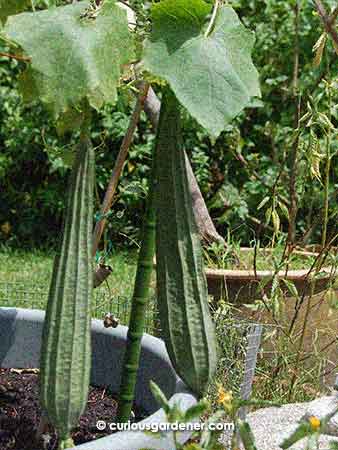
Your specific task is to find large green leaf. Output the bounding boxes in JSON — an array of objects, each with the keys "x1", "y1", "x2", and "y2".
[
  {"x1": 3, "y1": 1, "x2": 134, "y2": 115},
  {"x1": 0, "y1": 0, "x2": 31, "y2": 25},
  {"x1": 143, "y1": 0, "x2": 261, "y2": 137}
]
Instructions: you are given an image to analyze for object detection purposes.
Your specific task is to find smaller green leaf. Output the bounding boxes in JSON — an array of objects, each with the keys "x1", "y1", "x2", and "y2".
[
  {"x1": 271, "y1": 274, "x2": 279, "y2": 295},
  {"x1": 238, "y1": 398, "x2": 282, "y2": 408},
  {"x1": 299, "y1": 111, "x2": 312, "y2": 125},
  {"x1": 247, "y1": 97, "x2": 264, "y2": 108},
  {"x1": 58, "y1": 437, "x2": 76, "y2": 449},
  {"x1": 182, "y1": 444, "x2": 203, "y2": 450},
  {"x1": 56, "y1": 107, "x2": 85, "y2": 136},
  {"x1": 17, "y1": 71, "x2": 39, "y2": 103},
  {"x1": 168, "y1": 402, "x2": 184, "y2": 423},
  {"x1": 143, "y1": 430, "x2": 163, "y2": 439},
  {"x1": 44, "y1": 145, "x2": 75, "y2": 169},
  {"x1": 255, "y1": 276, "x2": 272, "y2": 294},
  {"x1": 282, "y1": 279, "x2": 299, "y2": 298},
  {"x1": 237, "y1": 420, "x2": 258, "y2": 450},
  {"x1": 318, "y1": 112, "x2": 334, "y2": 130},
  {"x1": 278, "y1": 201, "x2": 289, "y2": 219},
  {"x1": 0, "y1": 0, "x2": 30, "y2": 25},
  {"x1": 149, "y1": 381, "x2": 170, "y2": 414},
  {"x1": 265, "y1": 206, "x2": 272, "y2": 225},
  {"x1": 184, "y1": 400, "x2": 209, "y2": 422},
  {"x1": 312, "y1": 32, "x2": 327, "y2": 67},
  {"x1": 280, "y1": 421, "x2": 314, "y2": 449},
  {"x1": 257, "y1": 196, "x2": 270, "y2": 211},
  {"x1": 313, "y1": 270, "x2": 331, "y2": 280},
  {"x1": 200, "y1": 410, "x2": 225, "y2": 448},
  {"x1": 271, "y1": 210, "x2": 280, "y2": 234}
]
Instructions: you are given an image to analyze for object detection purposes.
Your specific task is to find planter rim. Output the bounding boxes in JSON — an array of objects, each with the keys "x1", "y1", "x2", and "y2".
[
  {"x1": 154, "y1": 247, "x2": 335, "y2": 281},
  {"x1": 0, "y1": 307, "x2": 198, "y2": 450},
  {"x1": 205, "y1": 266, "x2": 334, "y2": 280},
  {"x1": 205, "y1": 247, "x2": 335, "y2": 281}
]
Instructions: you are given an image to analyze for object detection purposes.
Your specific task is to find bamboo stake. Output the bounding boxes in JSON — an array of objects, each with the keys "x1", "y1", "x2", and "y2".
[{"x1": 91, "y1": 82, "x2": 149, "y2": 257}]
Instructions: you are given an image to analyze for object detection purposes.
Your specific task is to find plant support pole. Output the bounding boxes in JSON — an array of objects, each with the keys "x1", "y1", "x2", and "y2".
[
  {"x1": 92, "y1": 82, "x2": 149, "y2": 257},
  {"x1": 117, "y1": 165, "x2": 156, "y2": 423}
]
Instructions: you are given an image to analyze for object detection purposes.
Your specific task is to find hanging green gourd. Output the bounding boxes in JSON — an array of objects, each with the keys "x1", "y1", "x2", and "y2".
[
  {"x1": 155, "y1": 88, "x2": 217, "y2": 397},
  {"x1": 39, "y1": 128, "x2": 95, "y2": 449}
]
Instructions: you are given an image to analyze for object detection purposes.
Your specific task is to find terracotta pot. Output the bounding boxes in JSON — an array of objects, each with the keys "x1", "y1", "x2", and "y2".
[{"x1": 205, "y1": 248, "x2": 335, "y2": 303}]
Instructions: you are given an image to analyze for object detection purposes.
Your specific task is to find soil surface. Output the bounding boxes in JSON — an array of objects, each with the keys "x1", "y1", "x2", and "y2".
[{"x1": 0, "y1": 368, "x2": 145, "y2": 450}]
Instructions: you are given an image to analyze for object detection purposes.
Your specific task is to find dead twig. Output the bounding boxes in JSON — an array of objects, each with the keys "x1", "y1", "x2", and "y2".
[{"x1": 0, "y1": 52, "x2": 31, "y2": 62}]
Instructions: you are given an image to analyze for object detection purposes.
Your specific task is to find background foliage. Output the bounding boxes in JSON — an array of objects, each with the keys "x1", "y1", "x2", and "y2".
[{"x1": 0, "y1": 0, "x2": 337, "y2": 248}]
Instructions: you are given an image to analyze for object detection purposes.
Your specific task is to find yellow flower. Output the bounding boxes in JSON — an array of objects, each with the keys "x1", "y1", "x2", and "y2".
[
  {"x1": 217, "y1": 385, "x2": 233, "y2": 410},
  {"x1": 1, "y1": 222, "x2": 11, "y2": 235},
  {"x1": 308, "y1": 415, "x2": 321, "y2": 431}
]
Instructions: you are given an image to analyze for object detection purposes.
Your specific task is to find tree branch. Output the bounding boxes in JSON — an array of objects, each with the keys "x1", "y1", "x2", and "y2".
[
  {"x1": 314, "y1": 0, "x2": 338, "y2": 47},
  {"x1": 143, "y1": 85, "x2": 225, "y2": 245}
]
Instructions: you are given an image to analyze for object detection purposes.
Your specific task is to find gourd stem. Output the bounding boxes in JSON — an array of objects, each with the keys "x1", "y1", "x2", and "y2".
[
  {"x1": 204, "y1": 0, "x2": 221, "y2": 38},
  {"x1": 117, "y1": 160, "x2": 156, "y2": 423},
  {"x1": 58, "y1": 436, "x2": 75, "y2": 450}
]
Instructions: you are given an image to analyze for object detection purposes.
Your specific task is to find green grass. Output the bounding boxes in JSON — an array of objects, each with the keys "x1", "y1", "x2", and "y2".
[
  {"x1": 1, "y1": 246, "x2": 332, "y2": 408},
  {"x1": 0, "y1": 246, "x2": 159, "y2": 333},
  {"x1": 204, "y1": 242, "x2": 326, "y2": 271},
  {"x1": 0, "y1": 246, "x2": 137, "y2": 292}
]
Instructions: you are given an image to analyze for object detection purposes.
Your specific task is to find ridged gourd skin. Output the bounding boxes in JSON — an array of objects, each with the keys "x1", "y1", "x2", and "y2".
[
  {"x1": 155, "y1": 89, "x2": 217, "y2": 397},
  {"x1": 39, "y1": 133, "x2": 94, "y2": 442}
]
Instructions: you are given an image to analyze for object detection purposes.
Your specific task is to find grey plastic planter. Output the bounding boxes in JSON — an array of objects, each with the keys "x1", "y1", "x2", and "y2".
[{"x1": 0, "y1": 308, "x2": 198, "y2": 450}]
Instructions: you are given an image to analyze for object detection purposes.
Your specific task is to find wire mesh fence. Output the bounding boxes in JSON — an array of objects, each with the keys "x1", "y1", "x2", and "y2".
[
  {"x1": 239, "y1": 323, "x2": 263, "y2": 419},
  {"x1": 0, "y1": 282, "x2": 160, "y2": 335},
  {"x1": 0, "y1": 282, "x2": 48, "y2": 311},
  {"x1": 212, "y1": 318, "x2": 265, "y2": 406},
  {"x1": 0, "y1": 282, "x2": 268, "y2": 408}
]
